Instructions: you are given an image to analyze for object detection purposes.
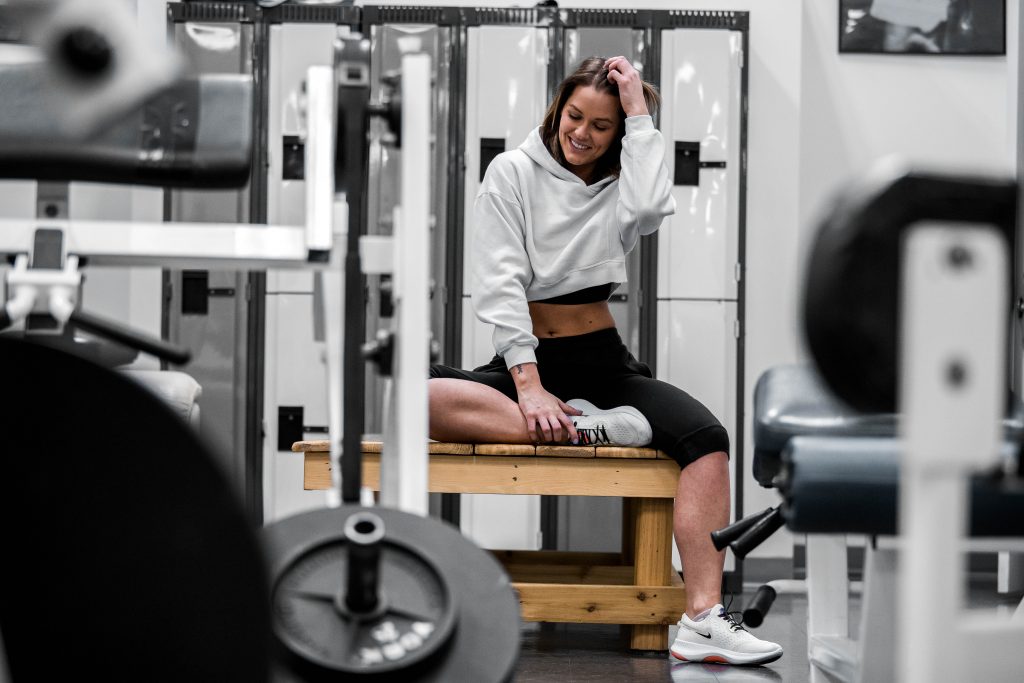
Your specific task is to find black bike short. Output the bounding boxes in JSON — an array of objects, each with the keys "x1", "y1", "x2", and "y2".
[{"x1": 429, "y1": 328, "x2": 729, "y2": 469}]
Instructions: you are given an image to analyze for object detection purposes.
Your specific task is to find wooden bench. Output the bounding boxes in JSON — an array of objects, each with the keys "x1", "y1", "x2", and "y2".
[{"x1": 295, "y1": 440, "x2": 685, "y2": 651}]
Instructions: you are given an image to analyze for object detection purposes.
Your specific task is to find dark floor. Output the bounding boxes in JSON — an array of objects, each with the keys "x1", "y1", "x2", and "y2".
[{"x1": 514, "y1": 571, "x2": 1023, "y2": 682}]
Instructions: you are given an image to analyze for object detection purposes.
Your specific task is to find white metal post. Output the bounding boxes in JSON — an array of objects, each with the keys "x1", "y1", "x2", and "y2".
[
  {"x1": 898, "y1": 223, "x2": 1006, "y2": 683},
  {"x1": 379, "y1": 52, "x2": 432, "y2": 516},
  {"x1": 304, "y1": 65, "x2": 336, "y2": 254}
]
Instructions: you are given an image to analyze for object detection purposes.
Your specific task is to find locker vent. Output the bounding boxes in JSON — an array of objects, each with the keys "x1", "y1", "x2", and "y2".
[
  {"x1": 467, "y1": 7, "x2": 543, "y2": 26},
  {"x1": 264, "y1": 5, "x2": 360, "y2": 25},
  {"x1": 168, "y1": 2, "x2": 256, "y2": 23},
  {"x1": 566, "y1": 9, "x2": 639, "y2": 27},
  {"x1": 365, "y1": 6, "x2": 459, "y2": 26},
  {"x1": 661, "y1": 10, "x2": 748, "y2": 30}
]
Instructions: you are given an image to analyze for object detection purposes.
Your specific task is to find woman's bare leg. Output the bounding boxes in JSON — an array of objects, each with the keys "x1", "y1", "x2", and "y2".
[
  {"x1": 428, "y1": 378, "x2": 532, "y2": 443},
  {"x1": 674, "y1": 450, "x2": 731, "y2": 617}
]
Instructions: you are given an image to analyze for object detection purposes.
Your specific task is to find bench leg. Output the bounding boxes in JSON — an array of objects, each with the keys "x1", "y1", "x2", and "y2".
[
  {"x1": 621, "y1": 497, "x2": 635, "y2": 565},
  {"x1": 630, "y1": 497, "x2": 674, "y2": 650}
]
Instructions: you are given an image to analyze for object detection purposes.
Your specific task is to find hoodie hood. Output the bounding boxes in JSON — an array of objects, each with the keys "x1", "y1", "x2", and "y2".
[{"x1": 519, "y1": 127, "x2": 616, "y2": 191}]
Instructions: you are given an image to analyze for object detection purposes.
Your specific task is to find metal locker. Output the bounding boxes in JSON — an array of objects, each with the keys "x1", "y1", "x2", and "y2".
[
  {"x1": 461, "y1": 24, "x2": 549, "y2": 551},
  {"x1": 263, "y1": 22, "x2": 342, "y2": 522},
  {"x1": 165, "y1": 15, "x2": 262, "y2": 518},
  {"x1": 656, "y1": 25, "x2": 746, "y2": 575}
]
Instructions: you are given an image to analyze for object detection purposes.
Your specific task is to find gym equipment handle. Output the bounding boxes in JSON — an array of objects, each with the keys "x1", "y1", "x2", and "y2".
[
  {"x1": 710, "y1": 507, "x2": 775, "y2": 552},
  {"x1": 343, "y1": 512, "x2": 385, "y2": 615},
  {"x1": 730, "y1": 506, "x2": 785, "y2": 559},
  {"x1": 69, "y1": 309, "x2": 191, "y2": 365},
  {"x1": 742, "y1": 584, "x2": 777, "y2": 628}
]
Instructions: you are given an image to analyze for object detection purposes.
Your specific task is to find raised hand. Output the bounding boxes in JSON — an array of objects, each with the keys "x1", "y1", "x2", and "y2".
[{"x1": 604, "y1": 56, "x2": 649, "y2": 118}]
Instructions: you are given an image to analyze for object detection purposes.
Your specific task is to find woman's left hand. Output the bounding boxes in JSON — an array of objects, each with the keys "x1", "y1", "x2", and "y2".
[{"x1": 604, "y1": 56, "x2": 648, "y2": 118}]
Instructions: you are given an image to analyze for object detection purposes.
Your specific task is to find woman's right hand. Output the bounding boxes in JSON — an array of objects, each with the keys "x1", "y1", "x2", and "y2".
[
  {"x1": 509, "y1": 361, "x2": 582, "y2": 443},
  {"x1": 517, "y1": 384, "x2": 581, "y2": 444}
]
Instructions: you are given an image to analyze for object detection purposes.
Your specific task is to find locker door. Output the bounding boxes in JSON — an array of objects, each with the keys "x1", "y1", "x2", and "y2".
[
  {"x1": 461, "y1": 25, "x2": 548, "y2": 551},
  {"x1": 658, "y1": 29, "x2": 743, "y2": 301},
  {"x1": 656, "y1": 28, "x2": 744, "y2": 572},
  {"x1": 263, "y1": 23, "x2": 341, "y2": 522}
]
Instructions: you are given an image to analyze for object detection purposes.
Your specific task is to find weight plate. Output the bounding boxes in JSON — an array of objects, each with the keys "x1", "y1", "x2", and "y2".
[
  {"x1": 264, "y1": 506, "x2": 521, "y2": 682},
  {"x1": 0, "y1": 336, "x2": 271, "y2": 682},
  {"x1": 271, "y1": 533, "x2": 455, "y2": 674}
]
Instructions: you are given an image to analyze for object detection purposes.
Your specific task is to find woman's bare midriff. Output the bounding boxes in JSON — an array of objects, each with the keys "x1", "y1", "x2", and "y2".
[{"x1": 528, "y1": 300, "x2": 616, "y2": 338}]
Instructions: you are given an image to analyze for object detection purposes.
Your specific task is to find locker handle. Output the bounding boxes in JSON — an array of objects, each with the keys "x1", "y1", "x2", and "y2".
[{"x1": 674, "y1": 141, "x2": 726, "y2": 187}]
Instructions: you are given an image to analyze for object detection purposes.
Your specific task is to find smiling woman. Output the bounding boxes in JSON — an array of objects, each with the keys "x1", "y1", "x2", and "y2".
[{"x1": 428, "y1": 55, "x2": 785, "y2": 666}]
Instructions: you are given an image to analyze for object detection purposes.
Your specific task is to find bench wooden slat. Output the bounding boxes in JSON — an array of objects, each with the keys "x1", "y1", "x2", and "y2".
[
  {"x1": 596, "y1": 446, "x2": 659, "y2": 459},
  {"x1": 535, "y1": 445, "x2": 596, "y2": 458},
  {"x1": 513, "y1": 583, "x2": 685, "y2": 625},
  {"x1": 304, "y1": 452, "x2": 679, "y2": 497},
  {"x1": 474, "y1": 444, "x2": 536, "y2": 456},
  {"x1": 293, "y1": 440, "x2": 666, "y2": 460}
]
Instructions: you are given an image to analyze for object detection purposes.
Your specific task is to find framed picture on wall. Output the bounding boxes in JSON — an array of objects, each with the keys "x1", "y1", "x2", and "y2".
[{"x1": 840, "y1": 0, "x2": 1006, "y2": 55}]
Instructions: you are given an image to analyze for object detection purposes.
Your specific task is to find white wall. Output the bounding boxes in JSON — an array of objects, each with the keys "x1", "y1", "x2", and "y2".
[{"x1": 799, "y1": 1, "x2": 1019, "y2": 252}]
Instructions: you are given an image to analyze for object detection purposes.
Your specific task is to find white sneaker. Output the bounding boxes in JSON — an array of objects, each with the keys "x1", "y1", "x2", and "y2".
[
  {"x1": 670, "y1": 604, "x2": 783, "y2": 666},
  {"x1": 565, "y1": 398, "x2": 652, "y2": 447}
]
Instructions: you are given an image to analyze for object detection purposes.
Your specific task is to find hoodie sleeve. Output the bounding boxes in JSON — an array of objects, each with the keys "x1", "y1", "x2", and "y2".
[
  {"x1": 616, "y1": 115, "x2": 676, "y2": 252},
  {"x1": 471, "y1": 185, "x2": 538, "y2": 369}
]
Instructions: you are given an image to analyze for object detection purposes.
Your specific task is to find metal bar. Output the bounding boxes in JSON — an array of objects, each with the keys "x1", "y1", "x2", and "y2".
[
  {"x1": 380, "y1": 52, "x2": 432, "y2": 516},
  {"x1": 0, "y1": 220, "x2": 326, "y2": 268},
  {"x1": 898, "y1": 224, "x2": 1007, "y2": 683}
]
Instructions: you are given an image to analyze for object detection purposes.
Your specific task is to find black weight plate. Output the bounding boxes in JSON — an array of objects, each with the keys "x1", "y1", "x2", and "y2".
[
  {"x1": 271, "y1": 530, "x2": 455, "y2": 674},
  {"x1": 264, "y1": 506, "x2": 521, "y2": 682},
  {"x1": 0, "y1": 336, "x2": 271, "y2": 682},
  {"x1": 802, "y1": 167, "x2": 1016, "y2": 413}
]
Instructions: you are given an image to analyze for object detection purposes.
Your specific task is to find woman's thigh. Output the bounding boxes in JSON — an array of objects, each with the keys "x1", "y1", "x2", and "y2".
[{"x1": 429, "y1": 362, "x2": 517, "y2": 402}]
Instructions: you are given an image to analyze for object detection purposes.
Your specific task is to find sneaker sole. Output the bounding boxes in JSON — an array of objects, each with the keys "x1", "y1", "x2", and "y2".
[{"x1": 669, "y1": 645, "x2": 783, "y2": 666}]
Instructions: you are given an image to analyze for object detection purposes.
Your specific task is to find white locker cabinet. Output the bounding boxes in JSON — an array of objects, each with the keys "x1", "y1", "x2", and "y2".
[
  {"x1": 656, "y1": 28, "x2": 745, "y2": 571},
  {"x1": 263, "y1": 23, "x2": 342, "y2": 521},
  {"x1": 460, "y1": 25, "x2": 549, "y2": 551},
  {"x1": 658, "y1": 29, "x2": 743, "y2": 301}
]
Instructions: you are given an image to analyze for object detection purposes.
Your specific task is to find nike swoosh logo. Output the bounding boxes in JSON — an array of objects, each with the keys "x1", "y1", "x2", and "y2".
[{"x1": 692, "y1": 629, "x2": 712, "y2": 639}]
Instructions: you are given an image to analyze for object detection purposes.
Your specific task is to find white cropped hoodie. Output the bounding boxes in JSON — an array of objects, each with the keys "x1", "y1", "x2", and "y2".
[{"x1": 471, "y1": 114, "x2": 675, "y2": 368}]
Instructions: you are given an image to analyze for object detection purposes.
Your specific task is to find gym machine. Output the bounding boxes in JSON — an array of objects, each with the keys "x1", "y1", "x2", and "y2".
[
  {"x1": 712, "y1": 162, "x2": 1024, "y2": 682},
  {"x1": 0, "y1": 1, "x2": 518, "y2": 679}
]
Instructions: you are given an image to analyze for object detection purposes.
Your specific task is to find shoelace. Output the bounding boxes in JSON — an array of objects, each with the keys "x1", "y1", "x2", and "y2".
[
  {"x1": 573, "y1": 422, "x2": 611, "y2": 445},
  {"x1": 719, "y1": 609, "x2": 746, "y2": 633}
]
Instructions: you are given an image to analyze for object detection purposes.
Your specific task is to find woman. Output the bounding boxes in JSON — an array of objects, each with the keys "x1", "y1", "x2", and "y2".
[{"x1": 429, "y1": 56, "x2": 782, "y2": 665}]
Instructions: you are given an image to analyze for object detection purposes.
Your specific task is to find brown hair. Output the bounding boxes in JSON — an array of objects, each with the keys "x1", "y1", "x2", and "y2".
[{"x1": 540, "y1": 56, "x2": 660, "y2": 180}]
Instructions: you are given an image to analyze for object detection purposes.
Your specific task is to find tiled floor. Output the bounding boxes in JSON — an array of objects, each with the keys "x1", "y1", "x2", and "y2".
[{"x1": 513, "y1": 574, "x2": 1022, "y2": 682}]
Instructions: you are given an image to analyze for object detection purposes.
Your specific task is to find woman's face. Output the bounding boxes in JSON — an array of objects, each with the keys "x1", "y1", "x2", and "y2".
[{"x1": 557, "y1": 85, "x2": 621, "y2": 182}]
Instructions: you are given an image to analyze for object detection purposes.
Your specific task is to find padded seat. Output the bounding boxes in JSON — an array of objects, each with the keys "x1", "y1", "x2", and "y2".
[
  {"x1": 781, "y1": 436, "x2": 1024, "y2": 536},
  {"x1": 753, "y1": 364, "x2": 1024, "y2": 487}
]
